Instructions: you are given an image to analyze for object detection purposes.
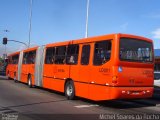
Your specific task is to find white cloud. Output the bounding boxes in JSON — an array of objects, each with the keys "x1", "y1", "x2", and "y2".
[
  {"x1": 152, "y1": 28, "x2": 160, "y2": 39},
  {"x1": 120, "y1": 22, "x2": 129, "y2": 31}
]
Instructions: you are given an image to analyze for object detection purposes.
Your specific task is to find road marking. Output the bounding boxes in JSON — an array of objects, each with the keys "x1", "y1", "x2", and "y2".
[
  {"x1": 0, "y1": 108, "x2": 10, "y2": 111},
  {"x1": 2, "y1": 110, "x2": 18, "y2": 114},
  {"x1": 74, "y1": 104, "x2": 99, "y2": 108},
  {"x1": 0, "y1": 107, "x2": 18, "y2": 114}
]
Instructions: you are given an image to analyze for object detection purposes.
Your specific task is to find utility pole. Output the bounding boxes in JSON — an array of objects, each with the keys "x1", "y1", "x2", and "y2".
[
  {"x1": 85, "y1": 0, "x2": 90, "y2": 38},
  {"x1": 28, "y1": 0, "x2": 33, "y2": 48}
]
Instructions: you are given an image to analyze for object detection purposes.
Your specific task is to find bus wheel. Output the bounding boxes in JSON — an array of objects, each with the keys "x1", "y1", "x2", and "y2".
[
  {"x1": 65, "y1": 81, "x2": 75, "y2": 100},
  {"x1": 28, "y1": 76, "x2": 32, "y2": 88}
]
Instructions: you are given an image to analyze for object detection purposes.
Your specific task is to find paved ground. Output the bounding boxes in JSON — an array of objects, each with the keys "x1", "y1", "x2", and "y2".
[{"x1": 0, "y1": 76, "x2": 160, "y2": 120}]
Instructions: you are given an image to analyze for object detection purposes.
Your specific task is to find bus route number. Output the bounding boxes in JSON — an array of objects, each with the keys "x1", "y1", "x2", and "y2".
[{"x1": 99, "y1": 68, "x2": 110, "y2": 74}]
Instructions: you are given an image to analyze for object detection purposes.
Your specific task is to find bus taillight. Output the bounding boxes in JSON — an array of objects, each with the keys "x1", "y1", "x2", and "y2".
[{"x1": 112, "y1": 76, "x2": 118, "y2": 85}]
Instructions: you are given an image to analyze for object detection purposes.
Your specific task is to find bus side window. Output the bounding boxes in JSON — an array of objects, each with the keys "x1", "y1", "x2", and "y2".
[
  {"x1": 93, "y1": 40, "x2": 112, "y2": 65},
  {"x1": 28, "y1": 51, "x2": 36, "y2": 64},
  {"x1": 81, "y1": 45, "x2": 90, "y2": 65},
  {"x1": 66, "y1": 44, "x2": 79, "y2": 65},
  {"x1": 45, "y1": 47, "x2": 55, "y2": 64},
  {"x1": 23, "y1": 52, "x2": 28, "y2": 64},
  {"x1": 55, "y1": 46, "x2": 66, "y2": 64},
  {"x1": 12, "y1": 55, "x2": 19, "y2": 64}
]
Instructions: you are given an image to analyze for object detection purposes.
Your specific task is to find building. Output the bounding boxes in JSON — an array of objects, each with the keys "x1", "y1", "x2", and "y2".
[{"x1": 155, "y1": 49, "x2": 160, "y2": 71}]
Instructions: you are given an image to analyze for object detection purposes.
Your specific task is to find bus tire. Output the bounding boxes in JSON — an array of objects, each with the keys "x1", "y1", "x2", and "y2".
[
  {"x1": 28, "y1": 76, "x2": 32, "y2": 88},
  {"x1": 65, "y1": 81, "x2": 75, "y2": 100}
]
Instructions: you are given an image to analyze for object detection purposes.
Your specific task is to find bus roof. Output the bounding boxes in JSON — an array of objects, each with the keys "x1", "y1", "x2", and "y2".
[
  {"x1": 7, "y1": 33, "x2": 153, "y2": 55},
  {"x1": 23, "y1": 46, "x2": 39, "y2": 53},
  {"x1": 8, "y1": 46, "x2": 39, "y2": 56},
  {"x1": 119, "y1": 33, "x2": 153, "y2": 42},
  {"x1": 7, "y1": 51, "x2": 20, "y2": 57},
  {"x1": 46, "y1": 33, "x2": 153, "y2": 48}
]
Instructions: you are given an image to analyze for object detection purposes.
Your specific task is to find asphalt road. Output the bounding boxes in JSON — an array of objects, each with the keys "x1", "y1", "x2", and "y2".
[{"x1": 0, "y1": 76, "x2": 160, "y2": 120}]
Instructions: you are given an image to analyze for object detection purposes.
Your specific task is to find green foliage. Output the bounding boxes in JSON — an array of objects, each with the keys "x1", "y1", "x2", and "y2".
[{"x1": 0, "y1": 57, "x2": 4, "y2": 63}]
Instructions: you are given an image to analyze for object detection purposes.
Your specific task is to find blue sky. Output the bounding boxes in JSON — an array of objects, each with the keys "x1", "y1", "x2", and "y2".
[{"x1": 0, "y1": 0, "x2": 160, "y2": 56}]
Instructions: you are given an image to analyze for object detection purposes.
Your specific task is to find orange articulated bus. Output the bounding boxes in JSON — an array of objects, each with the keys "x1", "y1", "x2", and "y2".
[{"x1": 6, "y1": 33, "x2": 154, "y2": 101}]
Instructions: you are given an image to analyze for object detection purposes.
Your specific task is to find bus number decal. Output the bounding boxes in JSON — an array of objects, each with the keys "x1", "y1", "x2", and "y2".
[
  {"x1": 58, "y1": 69, "x2": 65, "y2": 72},
  {"x1": 99, "y1": 68, "x2": 110, "y2": 75},
  {"x1": 142, "y1": 70, "x2": 153, "y2": 78}
]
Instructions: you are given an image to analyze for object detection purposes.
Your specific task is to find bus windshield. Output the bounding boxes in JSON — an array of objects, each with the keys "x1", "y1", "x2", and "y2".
[{"x1": 120, "y1": 38, "x2": 153, "y2": 63}]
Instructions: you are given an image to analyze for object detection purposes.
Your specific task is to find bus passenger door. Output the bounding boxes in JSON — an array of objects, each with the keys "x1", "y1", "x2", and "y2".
[
  {"x1": 89, "y1": 40, "x2": 112, "y2": 100},
  {"x1": 21, "y1": 52, "x2": 29, "y2": 83},
  {"x1": 53, "y1": 46, "x2": 70, "y2": 92},
  {"x1": 73, "y1": 44, "x2": 91, "y2": 98},
  {"x1": 28, "y1": 51, "x2": 36, "y2": 84},
  {"x1": 43, "y1": 47, "x2": 55, "y2": 89}
]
